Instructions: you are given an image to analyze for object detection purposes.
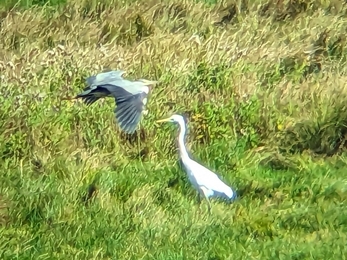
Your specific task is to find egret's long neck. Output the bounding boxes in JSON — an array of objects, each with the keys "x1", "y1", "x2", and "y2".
[{"x1": 177, "y1": 121, "x2": 189, "y2": 159}]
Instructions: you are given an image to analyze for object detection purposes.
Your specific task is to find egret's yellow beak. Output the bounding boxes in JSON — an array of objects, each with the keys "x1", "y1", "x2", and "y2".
[{"x1": 156, "y1": 118, "x2": 170, "y2": 123}]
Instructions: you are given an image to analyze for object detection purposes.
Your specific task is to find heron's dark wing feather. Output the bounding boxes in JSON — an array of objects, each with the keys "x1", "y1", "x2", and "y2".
[
  {"x1": 118, "y1": 96, "x2": 145, "y2": 133},
  {"x1": 118, "y1": 108, "x2": 139, "y2": 133},
  {"x1": 75, "y1": 86, "x2": 111, "y2": 106},
  {"x1": 83, "y1": 95, "x2": 98, "y2": 105},
  {"x1": 124, "y1": 111, "x2": 142, "y2": 134},
  {"x1": 116, "y1": 100, "x2": 136, "y2": 123},
  {"x1": 114, "y1": 93, "x2": 145, "y2": 134}
]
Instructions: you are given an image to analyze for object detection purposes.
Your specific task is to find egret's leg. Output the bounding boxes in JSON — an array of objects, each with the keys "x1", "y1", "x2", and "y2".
[
  {"x1": 205, "y1": 197, "x2": 212, "y2": 215},
  {"x1": 196, "y1": 192, "x2": 202, "y2": 204},
  {"x1": 200, "y1": 187, "x2": 212, "y2": 215},
  {"x1": 196, "y1": 189, "x2": 205, "y2": 213},
  {"x1": 195, "y1": 192, "x2": 203, "y2": 215}
]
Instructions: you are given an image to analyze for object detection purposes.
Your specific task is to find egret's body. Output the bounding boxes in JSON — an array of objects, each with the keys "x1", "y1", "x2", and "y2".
[
  {"x1": 157, "y1": 114, "x2": 237, "y2": 212},
  {"x1": 74, "y1": 70, "x2": 157, "y2": 134}
]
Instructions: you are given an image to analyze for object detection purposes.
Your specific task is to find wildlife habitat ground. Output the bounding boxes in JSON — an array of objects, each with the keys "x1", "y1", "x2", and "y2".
[{"x1": 0, "y1": 0, "x2": 347, "y2": 259}]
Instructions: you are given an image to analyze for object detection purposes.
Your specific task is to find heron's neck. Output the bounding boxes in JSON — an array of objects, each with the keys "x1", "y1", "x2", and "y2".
[{"x1": 178, "y1": 122, "x2": 189, "y2": 160}]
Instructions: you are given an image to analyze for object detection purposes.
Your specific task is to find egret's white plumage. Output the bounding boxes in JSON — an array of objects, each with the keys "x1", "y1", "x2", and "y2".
[{"x1": 157, "y1": 114, "x2": 237, "y2": 212}]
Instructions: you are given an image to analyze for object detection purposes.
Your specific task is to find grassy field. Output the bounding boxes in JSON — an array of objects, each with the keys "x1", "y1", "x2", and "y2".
[{"x1": 1, "y1": 0, "x2": 347, "y2": 259}]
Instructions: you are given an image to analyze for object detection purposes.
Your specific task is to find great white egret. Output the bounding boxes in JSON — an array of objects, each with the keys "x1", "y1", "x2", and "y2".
[{"x1": 157, "y1": 114, "x2": 237, "y2": 213}]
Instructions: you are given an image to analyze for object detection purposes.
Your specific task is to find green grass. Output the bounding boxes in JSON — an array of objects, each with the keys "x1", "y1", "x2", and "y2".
[
  {"x1": 0, "y1": 0, "x2": 66, "y2": 9},
  {"x1": 1, "y1": 0, "x2": 347, "y2": 259}
]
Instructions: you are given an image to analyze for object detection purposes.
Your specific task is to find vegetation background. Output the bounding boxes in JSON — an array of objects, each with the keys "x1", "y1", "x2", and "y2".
[{"x1": 1, "y1": 0, "x2": 347, "y2": 259}]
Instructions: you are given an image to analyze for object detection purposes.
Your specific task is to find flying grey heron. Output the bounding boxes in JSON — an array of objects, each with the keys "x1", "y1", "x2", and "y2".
[
  {"x1": 156, "y1": 114, "x2": 237, "y2": 213},
  {"x1": 74, "y1": 70, "x2": 158, "y2": 134}
]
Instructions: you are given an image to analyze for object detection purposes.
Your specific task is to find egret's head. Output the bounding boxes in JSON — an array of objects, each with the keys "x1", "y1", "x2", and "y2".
[{"x1": 156, "y1": 114, "x2": 185, "y2": 125}]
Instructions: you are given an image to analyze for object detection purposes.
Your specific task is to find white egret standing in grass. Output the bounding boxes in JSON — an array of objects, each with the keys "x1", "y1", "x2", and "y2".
[
  {"x1": 156, "y1": 114, "x2": 237, "y2": 213},
  {"x1": 70, "y1": 70, "x2": 158, "y2": 134}
]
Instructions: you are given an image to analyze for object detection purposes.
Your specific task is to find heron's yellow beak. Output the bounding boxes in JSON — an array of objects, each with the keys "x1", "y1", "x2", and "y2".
[
  {"x1": 156, "y1": 118, "x2": 170, "y2": 123},
  {"x1": 140, "y1": 79, "x2": 158, "y2": 86}
]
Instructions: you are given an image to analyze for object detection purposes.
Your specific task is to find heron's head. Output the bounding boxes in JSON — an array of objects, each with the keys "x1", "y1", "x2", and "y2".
[
  {"x1": 138, "y1": 79, "x2": 158, "y2": 86},
  {"x1": 136, "y1": 79, "x2": 158, "y2": 95},
  {"x1": 101, "y1": 69, "x2": 126, "y2": 78},
  {"x1": 117, "y1": 70, "x2": 127, "y2": 77},
  {"x1": 156, "y1": 114, "x2": 185, "y2": 125}
]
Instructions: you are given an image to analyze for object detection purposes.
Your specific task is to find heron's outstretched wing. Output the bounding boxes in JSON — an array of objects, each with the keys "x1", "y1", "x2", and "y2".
[
  {"x1": 85, "y1": 70, "x2": 126, "y2": 87},
  {"x1": 76, "y1": 71, "x2": 149, "y2": 133},
  {"x1": 114, "y1": 96, "x2": 145, "y2": 134},
  {"x1": 115, "y1": 100, "x2": 143, "y2": 133},
  {"x1": 75, "y1": 77, "x2": 135, "y2": 106},
  {"x1": 76, "y1": 71, "x2": 126, "y2": 105},
  {"x1": 111, "y1": 86, "x2": 147, "y2": 134}
]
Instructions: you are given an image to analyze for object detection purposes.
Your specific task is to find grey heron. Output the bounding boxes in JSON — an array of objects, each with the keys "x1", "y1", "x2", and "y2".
[
  {"x1": 73, "y1": 70, "x2": 157, "y2": 134},
  {"x1": 156, "y1": 114, "x2": 237, "y2": 213}
]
